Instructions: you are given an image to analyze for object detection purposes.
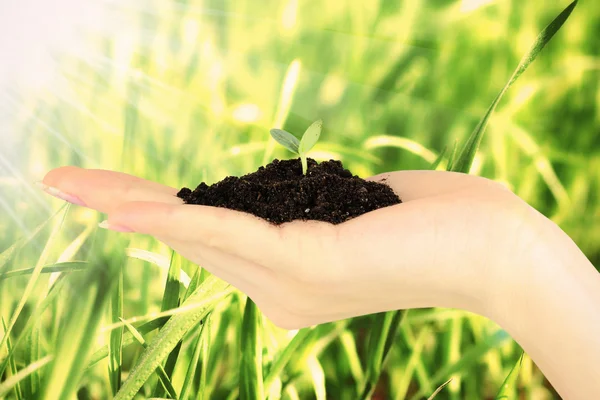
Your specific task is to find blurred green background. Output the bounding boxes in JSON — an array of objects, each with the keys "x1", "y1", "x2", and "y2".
[{"x1": 1, "y1": 0, "x2": 598, "y2": 399}]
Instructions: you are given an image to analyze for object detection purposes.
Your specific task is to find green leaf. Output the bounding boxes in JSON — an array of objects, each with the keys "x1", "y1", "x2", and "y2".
[
  {"x1": 451, "y1": 0, "x2": 578, "y2": 173},
  {"x1": 495, "y1": 352, "x2": 524, "y2": 399},
  {"x1": 114, "y1": 276, "x2": 232, "y2": 400},
  {"x1": 239, "y1": 299, "x2": 264, "y2": 400},
  {"x1": 298, "y1": 119, "x2": 323, "y2": 155},
  {"x1": 269, "y1": 129, "x2": 300, "y2": 154}
]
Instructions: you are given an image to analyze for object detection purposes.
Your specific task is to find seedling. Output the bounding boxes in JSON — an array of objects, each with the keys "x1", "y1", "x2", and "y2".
[{"x1": 270, "y1": 119, "x2": 323, "y2": 175}]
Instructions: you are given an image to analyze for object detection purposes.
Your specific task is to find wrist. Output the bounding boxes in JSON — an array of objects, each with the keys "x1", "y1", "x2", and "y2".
[
  {"x1": 486, "y1": 214, "x2": 594, "y2": 324},
  {"x1": 481, "y1": 216, "x2": 600, "y2": 399}
]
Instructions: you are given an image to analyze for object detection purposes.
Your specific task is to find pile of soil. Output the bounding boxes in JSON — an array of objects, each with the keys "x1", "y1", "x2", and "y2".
[{"x1": 177, "y1": 158, "x2": 401, "y2": 225}]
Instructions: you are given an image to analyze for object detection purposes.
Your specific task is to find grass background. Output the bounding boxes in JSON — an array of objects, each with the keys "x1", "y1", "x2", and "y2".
[{"x1": 1, "y1": 0, "x2": 598, "y2": 398}]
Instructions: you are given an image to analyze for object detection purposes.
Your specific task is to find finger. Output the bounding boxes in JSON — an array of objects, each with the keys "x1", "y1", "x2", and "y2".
[
  {"x1": 41, "y1": 166, "x2": 182, "y2": 213},
  {"x1": 104, "y1": 201, "x2": 305, "y2": 269},
  {"x1": 368, "y1": 170, "x2": 507, "y2": 201}
]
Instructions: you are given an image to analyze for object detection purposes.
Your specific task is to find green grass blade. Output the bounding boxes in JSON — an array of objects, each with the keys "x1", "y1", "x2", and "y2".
[
  {"x1": 161, "y1": 251, "x2": 182, "y2": 312},
  {"x1": 307, "y1": 355, "x2": 326, "y2": 400},
  {"x1": 180, "y1": 318, "x2": 208, "y2": 400},
  {"x1": 125, "y1": 248, "x2": 192, "y2": 289},
  {"x1": 264, "y1": 328, "x2": 315, "y2": 393},
  {"x1": 183, "y1": 266, "x2": 203, "y2": 301},
  {"x1": 0, "y1": 356, "x2": 53, "y2": 398},
  {"x1": 0, "y1": 207, "x2": 68, "y2": 363},
  {"x1": 381, "y1": 311, "x2": 405, "y2": 366},
  {"x1": 120, "y1": 318, "x2": 179, "y2": 400},
  {"x1": 109, "y1": 267, "x2": 124, "y2": 395},
  {"x1": 451, "y1": 0, "x2": 578, "y2": 173},
  {"x1": 239, "y1": 299, "x2": 264, "y2": 400},
  {"x1": 198, "y1": 316, "x2": 211, "y2": 400},
  {"x1": 23, "y1": 324, "x2": 40, "y2": 399},
  {"x1": 41, "y1": 259, "x2": 117, "y2": 400},
  {"x1": 360, "y1": 310, "x2": 405, "y2": 400},
  {"x1": 399, "y1": 323, "x2": 434, "y2": 395},
  {"x1": 446, "y1": 140, "x2": 459, "y2": 172},
  {"x1": 262, "y1": 59, "x2": 302, "y2": 164},
  {"x1": 1, "y1": 317, "x2": 23, "y2": 400},
  {"x1": 120, "y1": 317, "x2": 147, "y2": 344},
  {"x1": 430, "y1": 146, "x2": 448, "y2": 170},
  {"x1": 427, "y1": 378, "x2": 453, "y2": 400},
  {"x1": 0, "y1": 205, "x2": 63, "y2": 274},
  {"x1": 114, "y1": 276, "x2": 232, "y2": 400},
  {"x1": 0, "y1": 273, "x2": 70, "y2": 379},
  {"x1": 495, "y1": 352, "x2": 524, "y2": 399},
  {"x1": 408, "y1": 329, "x2": 511, "y2": 400},
  {"x1": 153, "y1": 251, "x2": 183, "y2": 397},
  {"x1": 339, "y1": 331, "x2": 364, "y2": 387},
  {"x1": 0, "y1": 240, "x2": 23, "y2": 275},
  {"x1": 87, "y1": 317, "x2": 170, "y2": 369},
  {"x1": 364, "y1": 136, "x2": 437, "y2": 164},
  {"x1": 0, "y1": 261, "x2": 88, "y2": 281},
  {"x1": 395, "y1": 325, "x2": 429, "y2": 400}
]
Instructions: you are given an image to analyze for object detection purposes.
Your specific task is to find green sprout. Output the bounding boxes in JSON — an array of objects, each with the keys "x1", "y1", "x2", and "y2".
[{"x1": 270, "y1": 119, "x2": 323, "y2": 175}]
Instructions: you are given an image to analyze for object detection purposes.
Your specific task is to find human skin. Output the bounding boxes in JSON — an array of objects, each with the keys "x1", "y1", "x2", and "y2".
[{"x1": 40, "y1": 166, "x2": 600, "y2": 399}]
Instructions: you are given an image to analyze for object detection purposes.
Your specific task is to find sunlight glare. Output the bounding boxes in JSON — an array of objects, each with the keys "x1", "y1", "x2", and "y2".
[
  {"x1": 232, "y1": 104, "x2": 262, "y2": 123},
  {"x1": 460, "y1": 0, "x2": 496, "y2": 13},
  {"x1": 0, "y1": 0, "x2": 113, "y2": 90}
]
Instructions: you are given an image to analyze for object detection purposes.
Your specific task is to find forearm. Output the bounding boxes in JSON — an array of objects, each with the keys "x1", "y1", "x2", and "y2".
[{"x1": 491, "y1": 220, "x2": 600, "y2": 399}]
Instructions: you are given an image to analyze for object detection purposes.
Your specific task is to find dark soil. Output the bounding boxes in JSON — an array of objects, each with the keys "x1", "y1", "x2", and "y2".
[{"x1": 176, "y1": 158, "x2": 401, "y2": 225}]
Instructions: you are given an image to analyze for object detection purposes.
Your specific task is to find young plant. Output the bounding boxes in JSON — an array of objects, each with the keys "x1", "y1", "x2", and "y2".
[{"x1": 270, "y1": 119, "x2": 323, "y2": 175}]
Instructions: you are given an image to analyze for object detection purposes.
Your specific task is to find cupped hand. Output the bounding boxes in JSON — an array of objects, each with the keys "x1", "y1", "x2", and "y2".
[{"x1": 40, "y1": 167, "x2": 545, "y2": 329}]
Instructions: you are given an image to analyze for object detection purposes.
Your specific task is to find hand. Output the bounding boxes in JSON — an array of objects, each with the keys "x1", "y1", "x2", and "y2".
[
  {"x1": 40, "y1": 166, "x2": 600, "y2": 399},
  {"x1": 40, "y1": 167, "x2": 543, "y2": 329}
]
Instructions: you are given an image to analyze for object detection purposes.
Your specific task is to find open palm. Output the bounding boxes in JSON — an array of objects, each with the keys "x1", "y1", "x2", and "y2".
[{"x1": 42, "y1": 167, "x2": 542, "y2": 329}]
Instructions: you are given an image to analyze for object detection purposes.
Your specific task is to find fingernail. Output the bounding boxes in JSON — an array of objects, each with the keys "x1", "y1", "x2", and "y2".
[
  {"x1": 98, "y1": 220, "x2": 135, "y2": 233},
  {"x1": 36, "y1": 182, "x2": 86, "y2": 207}
]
